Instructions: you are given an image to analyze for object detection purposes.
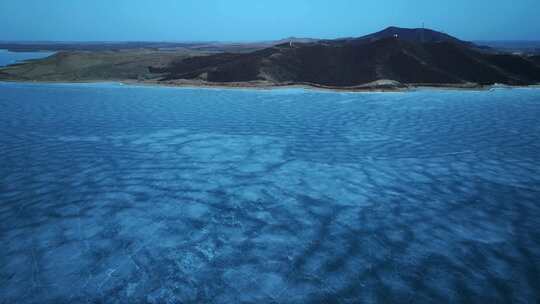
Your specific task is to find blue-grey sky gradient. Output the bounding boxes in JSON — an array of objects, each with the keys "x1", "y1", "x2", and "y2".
[{"x1": 1, "y1": 0, "x2": 538, "y2": 42}]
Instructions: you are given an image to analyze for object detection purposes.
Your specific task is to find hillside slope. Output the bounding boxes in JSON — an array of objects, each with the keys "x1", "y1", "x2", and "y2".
[
  {"x1": 152, "y1": 32, "x2": 540, "y2": 86},
  {"x1": 0, "y1": 50, "x2": 204, "y2": 82}
]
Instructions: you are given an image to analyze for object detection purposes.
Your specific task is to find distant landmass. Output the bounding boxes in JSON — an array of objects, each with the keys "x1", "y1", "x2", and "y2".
[
  {"x1": 1, "y1": 27, "x2": 540, "y2": 90},
  {"x1": 475, "y1": 40, "x2": 540, "y2": 55}
]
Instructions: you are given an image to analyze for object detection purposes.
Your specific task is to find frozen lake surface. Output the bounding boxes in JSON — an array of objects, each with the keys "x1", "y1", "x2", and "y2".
[{"x1": 0, "y1": 82, "x2": 539, "y2": 303}]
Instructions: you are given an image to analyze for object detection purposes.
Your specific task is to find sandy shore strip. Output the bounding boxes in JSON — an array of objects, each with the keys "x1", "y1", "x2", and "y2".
[{"x1": 1, "y1": 78, "x2": 539, "y2": 93}]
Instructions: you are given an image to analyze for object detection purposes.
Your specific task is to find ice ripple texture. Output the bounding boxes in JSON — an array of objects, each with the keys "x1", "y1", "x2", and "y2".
[{"x1": 1, "y1": 83, "x2": 540, "y2": 303}]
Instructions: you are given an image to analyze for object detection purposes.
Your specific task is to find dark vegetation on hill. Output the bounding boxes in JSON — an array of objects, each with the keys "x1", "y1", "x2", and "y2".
[
  {"x1": 151, "y1": 27, "x2": 540, "y2": 86},
  {"x1": 341, "y1": 26, "x2": 473, "y2": 46},
  {"x1": 530, "y1": 55, "x2": 540, "y2": 66}
]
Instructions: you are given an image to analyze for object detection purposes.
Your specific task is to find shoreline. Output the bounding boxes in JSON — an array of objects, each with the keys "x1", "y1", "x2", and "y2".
[{"x1": 0, "y1": 78, "x2": 539, "y2": 93}]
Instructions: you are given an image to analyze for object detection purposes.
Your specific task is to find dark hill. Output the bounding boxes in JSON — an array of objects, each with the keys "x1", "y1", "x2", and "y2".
[
  {"x1": 354, "y1": 26, "x2": 470, "y2": 45},
  {"x1": 530, "y1": 55, "x2": 540, "y2": 66},
  {"x1": 151, "y1": 28, "x2": 540, "y2": 87}
]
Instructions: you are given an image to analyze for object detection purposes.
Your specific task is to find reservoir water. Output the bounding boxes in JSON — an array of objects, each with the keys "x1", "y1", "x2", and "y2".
[
  {"x1": 0, "y1": 82, "x2": 539, "y2": 303},
  {"x1": 0, "y1": 49, "x2": 55, "y2": 67}
]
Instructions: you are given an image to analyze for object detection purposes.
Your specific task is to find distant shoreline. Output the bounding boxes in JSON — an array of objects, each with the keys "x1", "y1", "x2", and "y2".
[{"x1": 1, "y1": 78, "x2": 539, "y2": 93}]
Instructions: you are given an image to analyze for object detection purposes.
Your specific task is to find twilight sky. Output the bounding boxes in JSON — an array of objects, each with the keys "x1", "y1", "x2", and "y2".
[{"x1": 0, "y1": 0, "x2": 538, "y2": 42}]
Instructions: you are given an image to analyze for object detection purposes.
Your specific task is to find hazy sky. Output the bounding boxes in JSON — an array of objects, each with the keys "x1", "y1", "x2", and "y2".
[{"x1": 1, "y1": 0, "x2": 539, "y2": 42}]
